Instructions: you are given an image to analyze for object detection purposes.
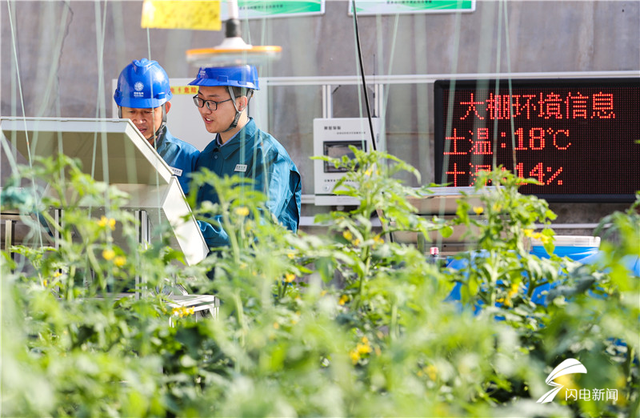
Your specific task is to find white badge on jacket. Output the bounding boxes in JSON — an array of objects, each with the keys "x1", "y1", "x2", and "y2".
[
  {"x1": 234, "y1": 164, "x2": 247, "y2": 173},
  {"x1": 170, "y1": 167, "x2": 183, "y2": 176}
]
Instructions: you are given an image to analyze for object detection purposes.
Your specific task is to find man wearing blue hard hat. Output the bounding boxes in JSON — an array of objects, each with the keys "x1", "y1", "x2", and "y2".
[
  {"x1": 189, "y1": 65, "x2": 301, "y2": 248},
  {"x1": 114, "y1": 58, "x2": 199, "y2": 196}
]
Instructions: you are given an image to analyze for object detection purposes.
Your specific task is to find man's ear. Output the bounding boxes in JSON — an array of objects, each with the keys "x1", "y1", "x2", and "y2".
[
  {"x1": 165, "y1": 101, "x2": 172, "y2": 114},
  {"x1": 238, "y1": 96, "x2": 249, "y2": 111}
]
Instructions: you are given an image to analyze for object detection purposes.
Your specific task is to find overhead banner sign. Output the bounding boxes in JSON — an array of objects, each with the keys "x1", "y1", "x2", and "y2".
[
  {"x1": 349, "y1": 0, "x2": 475, "y2": 16},
  {"x1": 141, "y1": 0, "x2": 221, "y2": 31},
  {"x1": 221, "y1": 0, "x2": 325, "y2": 20}
]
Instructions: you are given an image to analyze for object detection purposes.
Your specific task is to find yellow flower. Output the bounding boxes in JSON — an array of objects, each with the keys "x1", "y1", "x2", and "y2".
[
  {"x1": 343, "y1": 230, "x2": 353, "y2": 241},
  {"x1": 234, "y1": 206, "x2": 249, "y2": 217},
  {"x1": 287, "y1": 252, "x2": 295, "y2": 259},
  {"x1": 352, "y1": 238, "x2": 361, "y2": 247},
  {"x1": 273, "y1": 322, "x2": 280, "y2": 329},
  {"x1": 284, "y1": 273, "x2": 296, "y2": 283},
  {"x1": 473, "y1": 206, "x2": 484, "y2": 215},
  {"x1": 426, "y1": 365, "x2": 438, "y2": 381},
  {"x1": 320, "y1": 290, "x2": 327, "y2": 297},
  {"x1": 349, "y1": 349, "x2": 361, "y2": 364},
  {"x1": 524, "y1": 229, "x2": 535, "y2": 237},
  {"x1": 508, "y1": 283, "x2": 519, "y2": 298},
  {"x1": 102, "y1": 249, "x2": 115, "y2": 261},
  {"x1": 114, "y1": 256, "x2": 126, "y2": 267},
  {"x1": 364, "y1": 168, "x2": 373, "y2": 176},
  {"x1": 339, "y1": 294, "x2": 349, "y2": 306},
  {"x1": 52, "y1": 271, "x2": 62, "y2": 278},
  {"x1": 361, "y1": 336, "x2": 369, "y2": 344},
  {"x1": 42, "y1": 279, "x2": 48, "y2": 287},
  {"x1": 497, "y1": 296, "x2": 512, "y2": 308},
  {"x1": 171, "y1": 306, "x2": 195, "y2": 318},
  {"x1": 356, "y1": 342, "x2": 372, "y2": 355},
  {"x1": 98, "y1": 216, "x2": 116, "y2": 230},
  {"x1": 373, "y1": 235, "x2": 384, "y2": 245}
]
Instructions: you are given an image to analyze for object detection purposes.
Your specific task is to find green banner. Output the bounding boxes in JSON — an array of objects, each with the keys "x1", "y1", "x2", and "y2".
[
  {"x1": 221, "y1": 1, "x2": 324, "y2": 20},
  {"x1": 350, "y1": 0, "x2": 475, "y2": 15}
]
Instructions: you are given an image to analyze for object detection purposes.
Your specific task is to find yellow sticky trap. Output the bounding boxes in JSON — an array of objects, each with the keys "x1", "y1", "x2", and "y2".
[{"x1": 141, "y1": 0, "x2": 221, "y2": 31}]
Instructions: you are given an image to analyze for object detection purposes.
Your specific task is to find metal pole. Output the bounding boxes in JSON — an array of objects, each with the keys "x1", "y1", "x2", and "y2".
[{"x1": 135, "y1": 209, "x2": 149, "y2": 300}]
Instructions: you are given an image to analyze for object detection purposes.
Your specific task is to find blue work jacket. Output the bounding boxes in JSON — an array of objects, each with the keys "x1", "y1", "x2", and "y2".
[
  {"x1": 155, "y1": 127, "x2": 200, "y2": 196},
  {"x1": 195, "y1": 118, "x2": 302, "y2": 248}
]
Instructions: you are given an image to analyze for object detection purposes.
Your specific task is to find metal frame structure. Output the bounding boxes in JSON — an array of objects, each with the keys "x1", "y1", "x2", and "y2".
[{"x1": 253, "y1": 71, "x2": 638, "y2": 230}]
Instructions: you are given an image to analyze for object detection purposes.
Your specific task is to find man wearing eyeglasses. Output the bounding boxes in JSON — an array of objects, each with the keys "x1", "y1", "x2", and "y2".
[
  {"x1": 189, "y1": 65, "x2": 301, "y2": 248},
  {"x1": 114, "y1": 59, "x2": 199, "y2": 196}
]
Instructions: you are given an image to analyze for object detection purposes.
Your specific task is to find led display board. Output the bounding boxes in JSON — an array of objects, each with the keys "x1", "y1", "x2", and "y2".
[{"x1": 434, "y1": 78, "x2": 640, "y2": 202}]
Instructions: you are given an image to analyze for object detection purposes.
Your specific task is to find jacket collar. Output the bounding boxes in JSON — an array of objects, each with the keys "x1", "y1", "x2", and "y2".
[
  {"x1": 206, "y1": 118, "x2": 258, "y2": 158},
  {"x1": 153, "y1": 125, "x2": 169, "y2": 150}
]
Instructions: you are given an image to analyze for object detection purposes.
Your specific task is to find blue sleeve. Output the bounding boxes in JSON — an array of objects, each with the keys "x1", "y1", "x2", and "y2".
[
  {"x1": 266, "y1": 159, "x2": 292, "y2": 213},
  {"x1": 263, "y1": 155, "x2": 301, "y2": 233}
]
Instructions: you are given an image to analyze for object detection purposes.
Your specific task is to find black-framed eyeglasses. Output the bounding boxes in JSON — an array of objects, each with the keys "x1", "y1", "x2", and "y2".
[{"x1": 192, "y1": 95, "x2": 232, "y2": 111}]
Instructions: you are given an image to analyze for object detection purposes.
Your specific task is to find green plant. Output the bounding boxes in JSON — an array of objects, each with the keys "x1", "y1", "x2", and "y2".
[{"x1": 1, "y1": 152, "x2": 637, "y2": 417}]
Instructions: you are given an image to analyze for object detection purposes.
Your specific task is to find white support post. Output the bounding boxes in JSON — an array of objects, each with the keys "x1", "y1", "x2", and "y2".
[
  {"x1": 322, "y1": 84, "x2": 333, "y2": 119},
  {"x1": 135, "y1": 209, "x2": 149, "y2": 300}
]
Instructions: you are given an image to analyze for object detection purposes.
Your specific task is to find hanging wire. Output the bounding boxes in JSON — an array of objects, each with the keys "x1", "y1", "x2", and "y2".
[
  {"x1": 35, "y1": 3, "x2": 72, "y2": 118},
  {"x1": 95, "y1": 0, "x2": 109, "y2": 120},
  {"x1": 144, "y1": 13, "x2": 169, "y2": 239},
  {"x1": 502, "y1": 0, "x2": 519, "y2": 176},
  {"x1": 351, "y1": 6, "x2": 366, "y2": 138},
  {"x1": 5, "y1": 0, "x2": 45, "y2": 250},
  {"x1": 93, "y1": 0, "x2": 115, "y2": 253},
  {"x1": 6, "y1": 0, "x2": 30, "y2": 141},
  {"x1": 91, "y1": 0, "x2": 109, "y2": 185},
  {"x1": 442, "y1": 3, "x2": 464, "y2": 185},
  {"x1": 351, "y1": 0, "x2": 377, "y2": 152},
  {"x1": 492, "y1": 0, "x2": 504, "y2": 170},
  {"x1": 435, "y1": 2, "x2": 466, "y2": 253},
  {"x1": 379, "y1": 12, "x2": 400, "y2": 154}
]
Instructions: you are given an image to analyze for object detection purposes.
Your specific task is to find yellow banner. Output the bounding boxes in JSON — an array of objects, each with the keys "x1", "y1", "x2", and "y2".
[
  {"x1": 170, "y1": 86, "x2": 199, "y2": 95},
  {"x1": 141, "y1": 0, "x2": 221, "y2": 31}
]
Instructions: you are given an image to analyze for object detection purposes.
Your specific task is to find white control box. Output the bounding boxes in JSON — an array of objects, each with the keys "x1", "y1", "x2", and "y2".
[{"x1": 313, "y1": 118, "x2": 379, "y2": 206}]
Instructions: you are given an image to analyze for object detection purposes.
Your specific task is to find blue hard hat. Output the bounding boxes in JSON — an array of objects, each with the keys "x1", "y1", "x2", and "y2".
[
  {"x1": 114, "y1": 58, "x2": 172, "y2": 109},
  {"x1": 188, "y1": 65, "x2": 259, "y2": 90}
]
